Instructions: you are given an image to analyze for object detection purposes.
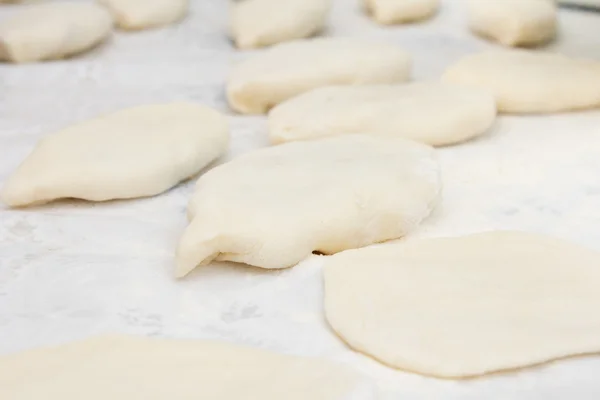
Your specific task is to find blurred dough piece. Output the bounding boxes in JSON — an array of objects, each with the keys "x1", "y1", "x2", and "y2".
[
  {"x1": 1, "y1": 103, "x2": 229, "y2": 207},
  {"x1": 230, "y1": 0, "x2": 331, "y2": 49},
  {"x1": 0, "y1": 2, "x2": 112, "y2": 63},
  {"x1": 0, "y1": 335, "x2": 376, "y2": 400},
  {"x1": 468, "y1": 0, "x2": 557, "y2": 47},
  {"x1": 227, "y1": 38, "x2": 411, "y2": 114},
  {"x1": 98, "y1": 0, "x2": 188, "y2": 30},
  {"x1": 364, "y1": 0, "x2": 439, "y2": 24},
  {"x1": 178, "y1": 135, "x2": 440, "y2": 277},
  {"x1": 269, "y1": 82, "x2": 496, "y2": 146},
  {"x1": 324, "y1": 231, "x2": 600, "y2": 378},
  {"x1": 442, "y1": 50, "x2": 600, "y2": 113}
]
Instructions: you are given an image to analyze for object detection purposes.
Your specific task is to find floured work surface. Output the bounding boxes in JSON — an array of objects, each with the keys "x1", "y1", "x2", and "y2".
[{"x1": 1, "y1": 1, "x2": 600, "y2": 399}]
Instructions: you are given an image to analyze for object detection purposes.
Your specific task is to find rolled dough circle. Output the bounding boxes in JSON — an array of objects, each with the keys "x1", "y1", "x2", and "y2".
[{"x1": 324, "y1": 231, "x2": 600, "y2": 378}]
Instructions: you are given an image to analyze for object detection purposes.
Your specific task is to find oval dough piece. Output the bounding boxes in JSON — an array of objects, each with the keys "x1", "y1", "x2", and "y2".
[
  {"x1": 1, "y1": 103, "x2": 229, "y2": 207},
  {"x1": 227, "y1": 38, "x2": 412, "y2": 114},
  {"x1": 364, "y1": 0, "x2": 439, "y2": 25},
  {"x1": 442, "y1": 50, "x2": 600, "y2": 114},
  {"x1": 324, "y1": 231, "x2": 600, "y2": 378},
  {"x1": 0, "y1": 2, "x2": 113, "y2": 63},
  {"x1": 468, "y1": 0, "x2": 557, "y2": 47},
  {"x1": 0, "y1": 335, "x2": 376, "y2": 399},
  {"x1": 230, "y1": 0, "x2": 331, "y2": 49},
  {"x1": 178, "y1": 135, "x2": 440, "y2": 277},
  {"x1": 268, "y1": 82, "x2": 497, "y2": 146},
  {"x1": 98, "y1": 0, "x2": 188, "y2": 30}
]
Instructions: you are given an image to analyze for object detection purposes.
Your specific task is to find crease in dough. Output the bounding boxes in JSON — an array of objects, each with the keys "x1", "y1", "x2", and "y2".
[
  {"x1": 230, "y1": 0, "x2": 331, "y2": 49},
  {"x1": 177, "y1": 134, "x2": 440, "y2": 278},
  {"x1": 324, "y1": 231, "x2": 600, "y2": 378}
]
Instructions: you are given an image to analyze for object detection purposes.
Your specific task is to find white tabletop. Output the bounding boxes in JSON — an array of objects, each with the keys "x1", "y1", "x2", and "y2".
[{"x1": 1, "y1": 1, "x2": 600, "y2": 399}]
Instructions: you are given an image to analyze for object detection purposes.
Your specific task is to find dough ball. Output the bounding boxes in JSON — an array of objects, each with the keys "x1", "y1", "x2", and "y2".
[
  {"x1": 364, "y1": 0, "x2": 439, "y2": 25},
  {"x1": 98, "y1": 0, "x2": 188, "y2": 31},
  {"x1": 178, "y1": 135, "x2": 440, "y2": 277},
  {"x1": 1, "y1": 103, "x2": 229, "y2": 207},
  {"x1": 324, "y1": 231, "x2": 600, "y2": 378},
  {"x1": 227, "y1": 38, "x2": 411, "y2": 114},
  {"x1": 230, "y1": 0, "x2": 331, "y2": 49},
  {"x1": 468, "y1": 0, "x2": 557, "y2": 47},
  {"x1": 0, "y1": 335, "x2": 376, "y2": 399},
  {"x1": 442, "y1": 50, "x2": 600, "y2": 114},
  {"x1": 268, "y1": 82, "x2": 497, "y2": 146},
  {"x1": 0, "y1": 2, "x2": 113, "y2": 63}
]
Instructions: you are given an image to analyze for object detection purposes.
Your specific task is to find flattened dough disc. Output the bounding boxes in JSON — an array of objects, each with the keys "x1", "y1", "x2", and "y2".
[
  {"x1": 0, "y1": 335, "x2": 376, "y2": 399},
  {"x1": 324, "y1": 231, "x2": 600, "y2": 378}
]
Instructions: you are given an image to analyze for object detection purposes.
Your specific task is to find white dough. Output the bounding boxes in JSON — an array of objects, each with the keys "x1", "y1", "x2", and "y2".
[
  {"x1": 468, "y1": 0, "x2": 557, "y2": 47},
  {"x1": 0, "y1": 335, "x2": 376, "y2": 399},
  {"x1": 98, "y1": 0, "x2": 188, "y2": 30},
  {"x1": 178, "y1": 135, "x2": 440, "y2": 277},
  {"x1": 227, "y1": 38, "x2": 411, "y2": 114},
  {"x1": 230, "y1": 0, "x2": 331, "y2": 49},
  {"x1": 364, "y1": 0, "x2": 439, "y2": 24},
  {"x1": 1, "y1": 103, "x2": 229, "y2": 207},
  {"x1": 0, "y1": 2, "x2": 113, "y2": 63},
  {"x1": 442, "y1": 50, "x2": 600, "y2": 113},
  {"x1": 324, "y1": 231, "x2": 600, "y2": 378},
  {"x1": 268, "y1": 82, "x2": 497, "y2": 146}
]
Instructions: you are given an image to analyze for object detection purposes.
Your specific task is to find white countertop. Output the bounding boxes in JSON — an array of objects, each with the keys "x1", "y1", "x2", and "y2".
[{"x1": 1, "y1": 1, "x2": 600, "y2": 399}]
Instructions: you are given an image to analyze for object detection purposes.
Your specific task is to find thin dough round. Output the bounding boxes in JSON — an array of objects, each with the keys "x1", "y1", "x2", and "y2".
[
  {"x1": 0, "y1": 335, "x2": 376, "y2": 399},
  {"x1": 98, "y1": 0, "x2": 188, "y2": 30},
  {"x1": 364, "y1": 0, "x2": 439, "y2": 25},
  {"x1": 268, "y1": 82, "x2": 497, "y2": 146},
  {"x1": 468, "y1": 0, "x2": 557, "y2": 47},
  {"x1": 230, "y1": 0, "x2": 331, "y2": 49},
  {"x1": 442, "y1": 50, "x2": 600, "y2": 114},
  {"x1": 227, "y1": 38, "x2": 411, "y2": 114},
  {"x1": 178, "y1": 135, "x2": 440, "y2": 277},
  {"x1": 1, "y1": 103, "x2": 229, "y2": 207},
  {"x1": 324, "y1": 231, "x2": 600, "y2": 378},
  {"x1": 0, "y1": 2, "x2": 113, "y2": 63}
]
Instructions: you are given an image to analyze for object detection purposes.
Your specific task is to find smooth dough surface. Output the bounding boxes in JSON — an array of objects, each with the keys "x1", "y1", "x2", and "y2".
[
  {"x1": 268, "y1": 82, "x2": 497, "y2": 146},
  {"x1": 0, "y1": 335, "x2": 376, "y2": 399},
  {"x1": 178, "y1": 135, "x2": 440, "y2": 277},
  {"x1": 1, "y1": 103, "x2": 229, "y2": 207},
  {"x1": 0, "y1": 2, "x2": 113, "y2": 63},
  {"x1": 98, "y1": 0, "x2": 188, "y2": 30},
  {"x1": 227, "y1": 38, "x2": 411, "y2": 114},
  {"x1": 468, "y1": 0, "x2": 557, "y2": 47},
  {"x1": 442, "y1": 50, "x2": 600, "y2": 113},
  {"x1": 364, "y1": 0, "x2": 439, "y2": 24},
  {"x1": 230, "y1": 0, "x2": 331, "y2": 49},
  {"x1": 324, "y1": 231, "x2": 600, "y2": 378}
]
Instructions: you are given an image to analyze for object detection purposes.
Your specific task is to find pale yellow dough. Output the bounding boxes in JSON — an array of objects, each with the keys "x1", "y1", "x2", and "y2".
[
  {"x1": 227, "y1": 37, "x2": 411, "y2": 114},
  {"x1": 324, "y1": 231, "x2": 600, "y2": 378},
  {"x1": 98, "y1": 0, "x2": 188, "y2": 30},
  {"x1": 2, "y1": 103, "x2": 229, "y2": 207},
  {"x1": 230, "y1": 0, "x2": 331, "y2": 49},
  {"x1": 178, "y1": 135, "x2": 440, "y2": 277},
  {"x1": 0, "y1": 335, "x2": 376, "y2": 399},
  {"x1": 0, "y1": 2, "x2": 113, "y2": 63},
  {"x1": 364, "y1": 0, "x2": 439, "y2": 25}
]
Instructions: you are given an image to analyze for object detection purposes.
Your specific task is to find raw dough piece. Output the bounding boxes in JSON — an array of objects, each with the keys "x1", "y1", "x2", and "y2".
[
  {"x1": 268, "y1": 82, "x2": 496, "y2": 146},
  {"x1": 1, "y1": 103, "x2": 229, "y2": 207},
  {"x1": 230, "y1": 0, "x2": 331, "y2": 49},
  {"x1": 178, "y1": 135, "x2": 440, "y2": 277},
  {"x1": 364, "y1": 0, "x2": 439, "y2": 25},
  {"x1": 98, "y1": 0, "x2": 188, "y2": 30},
  {"x1": 442, "y1": 50, "x2": 600, "y2": 113},
  {"x1": 227, "y1": 38, "x2": 411, "y2": 114},
  {"x1": 0, "y1": 335, "x2": 376, "y2": 399},
  {"x1": 468, "y1": 0, "x2": 557, "y2": 47},
  {"x1": 0, "y1": 2, "x2": 113, "y2": 63},
  {"x1": 324, "y1": 231, "x2": 600, "y2": 378}
]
